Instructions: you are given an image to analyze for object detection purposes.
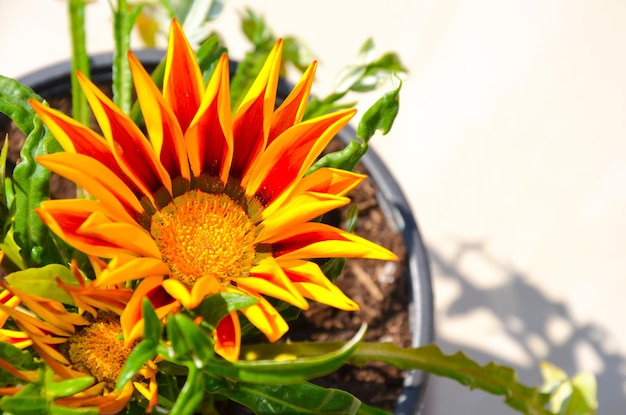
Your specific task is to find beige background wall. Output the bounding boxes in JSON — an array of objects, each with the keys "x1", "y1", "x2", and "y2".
[{"x1": 2, "y1": 1, "x2": 625, "y2": 413}]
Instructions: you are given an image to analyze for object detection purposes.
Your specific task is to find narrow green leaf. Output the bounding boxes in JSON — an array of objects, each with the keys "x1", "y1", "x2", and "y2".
[
  {"x1": 207, "y1": 324, "x2": 367, "y2": 384},
  {"x1": 166, "y1": 315, "x2": 190, "y2": 358},
  {"x1": 356, "y1": 81, "x2": 401, "y2": 143},
  {"x1": 345, "y1": 205, "x2": 359, "y2": 233},
  {"x1": 351, "y1": 343, "x2": 553, "y2": 415},
  {"x1": 0, "y1": 337, "x2": 35, "y2": 370},
  {"x1": 46, "y1": 376, "x2": 94, "y2": 399},
  {"x1": 212, "y1": 375, "x2": 361, "y2": 415},
  {"x1": 50, "y1": 404, "x2": 99, "y2": 415},
  {"x1": 197, "y1": 292, "x2": 258, "y2": 330},
  {"x1": 308, "y1": 140, "x2": 363, "y2": 174},
  {"x1": 173, "y1": 313, "x2": 214, "y2": 363},
  {"x1": 356, "y1": 403, "x2": 392, "y2": 415},
  {"x1": 0, "y1": 384, "x2": 46, "y2": 415},
  {"x1": 6, "y1": 264, "x2": 79, "y2": 304},
  {"x1": 196, "y1": 35, "x2": 226, "y2": 83},
  {"x1": 142, "y1": 298, "x2": 162, "y2": 343},
  {"x1": 320, "y1": 258, "x2": 346, "y2": 283},
  {"x1": 116, "y1": 340, "x2": 156, "y2": 390}
]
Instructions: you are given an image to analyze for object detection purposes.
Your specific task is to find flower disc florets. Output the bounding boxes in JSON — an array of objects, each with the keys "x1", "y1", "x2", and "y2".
[{"x1": 151, "y1": 190, "x2": 257, "y2": 286}]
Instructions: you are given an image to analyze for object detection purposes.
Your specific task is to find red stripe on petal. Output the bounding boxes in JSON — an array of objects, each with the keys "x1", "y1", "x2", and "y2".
[
  {"x1": 268, "y1": 61, "x2": 317, "y2": 144},
  {"x1": 163, "y1": 20, "x2": 204, "y2": 133},
  {"x1": 214, "y1": 311, "x2": 241, "y2": 362},
  {"x1": 230, "y1": 92, "x2": 266, "y2": 180},
  {"x1": 251, "y1": 110, "x2": 354, "y2": 207}
]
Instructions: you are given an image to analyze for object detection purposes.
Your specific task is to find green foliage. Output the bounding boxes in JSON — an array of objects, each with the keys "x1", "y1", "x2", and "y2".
[
  {"x1": 309, "y1": 81, "x2": 401, "y2": 174},
  {"x1": 210, "y1": 375, "x2": 362, "y2": 415},
  {"x1": 197, "y1": 292, "x2": 259, "y2": 330},
  {"x1": 6, "y1": 263, "x2": 79, "y2": 304},
  {"x1": 68, "y1": 0, "x2": 91, "y2": 127},
  {"x1": 540, "y1": 362, "x2": 598, "y2": 415},
  {"x1": 0, "y1": 342, "x2": 37, "y2": 385},
  {"x1": 352, "y1": 342, "x2": 553, "y2": 415},
  {"x1": 0, "y1": 77, "x2": 63, "y2": 267},
  {"x1": 303, "y1": 38, "x2": 407, "y2": 120},
  {"x1": 112, "y1": 0, "x2": 143, "y2": 114},
  {"x1": 230, "y1": 8, "x2": 315, "y2": 110},
  {"x1": 0, "y1": 368, "x2": 97, "y2": 415}
]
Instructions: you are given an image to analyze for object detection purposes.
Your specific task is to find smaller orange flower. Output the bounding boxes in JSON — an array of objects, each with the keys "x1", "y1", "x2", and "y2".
[{"x1": 0, "y1": 262, "x2": 160, "y2": 414}]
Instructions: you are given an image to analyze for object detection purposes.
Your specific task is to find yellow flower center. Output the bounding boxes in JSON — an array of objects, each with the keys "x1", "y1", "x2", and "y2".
[
  {"x1": 151, "y1": 190, "x2": 257, "y2": 286},
  {"x1": 67, "y1": 313, "x2": 132, "y2": 388}
]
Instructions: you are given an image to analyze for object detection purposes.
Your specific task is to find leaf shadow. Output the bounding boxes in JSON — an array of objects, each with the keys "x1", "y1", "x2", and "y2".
[{"x1": 421, "y1": 239, "x2": 625, "y2": 414}]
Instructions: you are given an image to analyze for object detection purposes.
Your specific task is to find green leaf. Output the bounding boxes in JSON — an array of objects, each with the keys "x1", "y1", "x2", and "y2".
[
  {"x1": 166, "y1": 315, "x2": 190, "y2": 358},
  {"x1": 308, "y1": 140, "x2": 363, "y2": 174},
  {"x1": 196, "y1": 35, "x2": 227, "y2": 84},
  {"x1": 0, "y1": 338, "x2": 35, "y2": 370},
  {"x1": 6, "y1": 264, "x2": 79, "y2": 304},
  {"x1": 142, "y1": 298, "x2": 162, "y2": 343},
  {"x1": 0, "y1": 76, "x2": 42, "y2": 135},
  {"x1": 320, "y1": 258, "x2": 346, "y2": 284},
  {"x1": 197, "y1": 292, "x2": 258, "y2": 330},
  {"x1": 211, "y1": 375, "x2": 361, "y2": 415},
  {"x1": 116, "y1": 340, "x2": 157, "y2": 390},
  {"x1": 172, "y1": 313, "x2": 214, "y2": 363},
  {"x1": 0, "y1": 384, "x2": 46, "y2": 415},
  {"x1": 46, "y1": 376, "x2": 94, "y2": 399},
  {"x1": 356, "y1": 81, "x2": 401, "y2": 143},
  {"x1": 207, "y1": 324, "x2": 367, "y2": 384},
  {"x1": 351, "y1": 343, "x2": 553, "y2": 415},
  {"x1": 0, "y1": 78, "x2": 63, "y2": 267},
  {"x1": 240, "y1": 7, "x2": 274, "y2": 50},
  {"x1": 540, "y1": 362, "x2": 597, "y2": 415},
  {"x1": 356, "y1": 403, "x2": 392, "y2": 415},
  {"x1": 50, "y1": 404, "x2": 99, "y2": 415}
]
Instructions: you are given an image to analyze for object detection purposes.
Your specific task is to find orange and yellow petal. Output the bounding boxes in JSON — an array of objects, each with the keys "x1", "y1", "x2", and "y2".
[
  {"x1": 268, "y1": 61, "x2": 317, "y2": 144},
  {"x1": 245, "y1": 109, "x2": 356, "y2": 215},
  {"x1": 129, "y1": 51, "x2": 190, "y2": 182},
  {"x1": 36, "y1": 152, "x2": 143, "y2": 223},
  {"x1": 227, "y1": 286, "x2": 288, "y2": 343},
  {"x1": 233, "y1": 40, "x2": 283, "y2": 183},
  {"x1": 292, "y1": 167, "x2": 367, "y2": 198},
  {"x1": 270, "y1": 222, "x2": 398, "y2": 261},
  {"x1": 122, "y1": 276, "x2": 180, "y2": 345},
  {"x1": 55, "y1": 382, "x2": 134, "y2": 415},
  {"x1": 77, "y1": 72, "x2": 172, "y2": 200},
  {"x1": 238, "y1": 257, "x2": 308, "y2": 310},
  {"x1": 257, "y1": 191, "x2": 350, "y2": 242},
  {"x1": 185, "y1": 54, "x2": 233, "y2": 182},
  {"x1": 213, "y1": 311, "x2": 241, "y2": 362},
  {"x1": 163, "y1": 19, "x2": 204, "y2": 133},
  {"x1": 280, "y1": 259, "x2": 359, "y2": 311},
  {"x1": 93, "y1": 254, "x2": 170, "y2": 288}
]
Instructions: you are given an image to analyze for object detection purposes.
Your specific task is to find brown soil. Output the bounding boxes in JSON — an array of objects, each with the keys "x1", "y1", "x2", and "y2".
[{"x1": 1, "y1": 91, "x2": 411, "y2": 414}]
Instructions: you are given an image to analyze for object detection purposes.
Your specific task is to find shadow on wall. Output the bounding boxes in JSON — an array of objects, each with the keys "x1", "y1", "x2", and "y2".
[{"x1": 421, "y1": 240, "x2": 625, "y2": 414}]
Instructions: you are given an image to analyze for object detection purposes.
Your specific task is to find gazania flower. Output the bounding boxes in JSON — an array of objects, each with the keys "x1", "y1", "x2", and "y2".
[
  {"x1": 31, "y1": 19, "x2": 396, "y2": 362},
  {"x1": 0, "y1": 262, "x2": 160, "y2": 414}
]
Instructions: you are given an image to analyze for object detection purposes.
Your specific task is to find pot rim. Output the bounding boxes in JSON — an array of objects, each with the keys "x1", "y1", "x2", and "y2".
[{"x1": 9, "y1": 50, "x2": 434, "y2": 415}]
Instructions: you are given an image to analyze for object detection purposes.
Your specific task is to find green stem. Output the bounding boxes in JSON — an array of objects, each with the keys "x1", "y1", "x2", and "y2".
[
  {"x1": 111, "y1": 0, "x2": 141, "y2": 114},
  {"x1": 68, "y1": 0, "x2": 90, "y2": 126}
]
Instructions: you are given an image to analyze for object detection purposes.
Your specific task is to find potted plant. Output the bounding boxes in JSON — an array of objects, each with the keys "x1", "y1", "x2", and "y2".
[{"x1": 0, "y1": 2, "x2": 597, "y2": 415}]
